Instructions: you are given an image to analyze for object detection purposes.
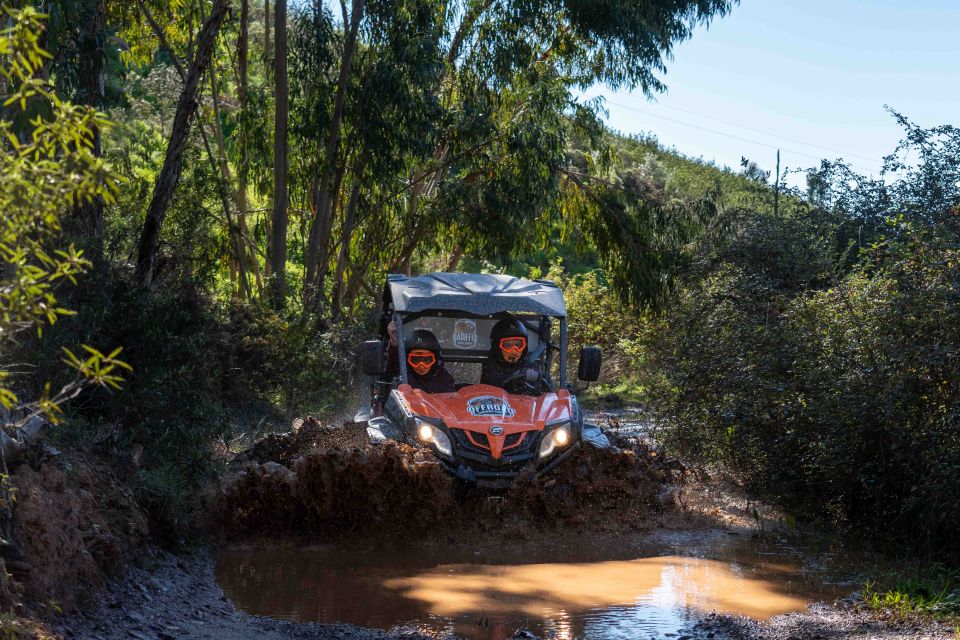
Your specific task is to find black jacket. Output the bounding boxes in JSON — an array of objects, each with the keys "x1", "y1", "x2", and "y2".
[
  {"x1": 480, "y1": 357, "x2": 541, "y2": 394},
  {"x1": 387, "y1": 344, "x2": 456, "y2": 394}
]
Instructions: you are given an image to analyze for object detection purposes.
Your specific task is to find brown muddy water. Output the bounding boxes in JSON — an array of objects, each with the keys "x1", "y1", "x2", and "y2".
[{"x1": 216, "y1": 531, "x2": 848, "y2": 640}]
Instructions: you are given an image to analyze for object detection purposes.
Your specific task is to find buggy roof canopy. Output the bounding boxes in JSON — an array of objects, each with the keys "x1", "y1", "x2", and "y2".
[{"x1": 386, "y1": 272, "x2": 566, "y2": 317}]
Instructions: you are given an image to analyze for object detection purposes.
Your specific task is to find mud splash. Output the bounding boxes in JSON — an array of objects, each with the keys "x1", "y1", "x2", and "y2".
[
  {"x1": 220, "y1": 418, "x2": 675, "y2": 539},
  {"x1": 216, "y1": 532, "x2": 843, "y2": 640}
]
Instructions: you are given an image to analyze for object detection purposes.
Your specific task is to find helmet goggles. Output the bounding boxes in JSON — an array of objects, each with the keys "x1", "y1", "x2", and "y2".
[
  {"x1": 498, "y1": 336, "x2": 527, "y2": 363},
  {"x1": 407, "y1": 348, "x2": 437, "y2": 376}
]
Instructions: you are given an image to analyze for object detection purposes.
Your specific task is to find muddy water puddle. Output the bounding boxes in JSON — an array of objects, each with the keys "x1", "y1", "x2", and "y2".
[
  {"x1": 216, "y1": 532, "x2": 845, "y2": 639},
  {"x1": 588, "y1": 408, "x2": 652, "y2": 440}
]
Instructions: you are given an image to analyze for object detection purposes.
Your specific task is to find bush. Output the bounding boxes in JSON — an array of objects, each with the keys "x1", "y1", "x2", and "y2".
[
  {"x1": 536, "y1": 262, "x2": 651, "y2": 388},
  {"x1": 648, "y1": 207, "x2": 960, "y2": 557},
  {"x1": 643, "y1": 117, "x2": 960, "y2": 557},
  {"x1": 21, "y1": 270, "x2": 364, "y2": 538}
]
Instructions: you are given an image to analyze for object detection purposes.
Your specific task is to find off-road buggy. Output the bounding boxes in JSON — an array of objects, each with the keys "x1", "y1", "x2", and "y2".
[{"x1": 356, "y1": 273, "x2": 609, "y2": 489}]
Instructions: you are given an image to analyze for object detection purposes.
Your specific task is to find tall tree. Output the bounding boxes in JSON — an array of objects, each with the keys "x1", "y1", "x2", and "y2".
[
  {"x1": 134, "y1": 0, "x2": 233, "y2": 286},
  {"x1": 303, "y1": 0, "x2": 365, "y2": 304},
  {"x1": 235, "y1": 0, "x2": 264, "y2": 295},
  {"x1": 264, "y1": 0, "x2": 272, "y2": 79},
  {"x1": 270, "y1": 0, "x2": 289, "y2": 306},
  {"x1": 286, "y1": 0, "x2": 736, "y2": 315},
  {"x1": 72, "y1": 0, "x2": 108, "y2": 250}
]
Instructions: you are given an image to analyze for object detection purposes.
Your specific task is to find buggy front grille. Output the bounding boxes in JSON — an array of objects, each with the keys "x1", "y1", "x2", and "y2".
[{"x1": 451, "y1": 429, "x2": 536, "y2": 457}]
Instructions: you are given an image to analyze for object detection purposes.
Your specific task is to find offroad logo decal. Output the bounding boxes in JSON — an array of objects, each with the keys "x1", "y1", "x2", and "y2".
[
  {"x1": 490, "y1": 425, "x2": 503, "y2": 436},
  {"x1": 452, "y1": 319, "x2": 477, "y2": 349},
  {"x1": 467, "y1": 396, "x2": 516, "y2": 418}
]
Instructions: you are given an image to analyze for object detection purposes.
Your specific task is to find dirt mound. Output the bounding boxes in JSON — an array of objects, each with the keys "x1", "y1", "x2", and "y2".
[
  {"x1": 6, "y1": 456, "x2": 149, "y2": 612},
  {"x1": 220, "y1": 420, "x2": 679, "y2": 541}
]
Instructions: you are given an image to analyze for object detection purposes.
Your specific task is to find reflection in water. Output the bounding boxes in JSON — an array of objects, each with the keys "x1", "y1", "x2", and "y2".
[{"x1": 216, "y1": 536, "x2": 835, "y2": 640}]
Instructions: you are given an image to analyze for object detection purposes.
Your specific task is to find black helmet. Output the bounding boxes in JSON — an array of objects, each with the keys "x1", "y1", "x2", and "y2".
[
  {"x1": 405, "y1": 329, "x2": 442, "y2": 376},
  {"x1": 490, "y1": 317, "x2": 528, "y2": 364}
]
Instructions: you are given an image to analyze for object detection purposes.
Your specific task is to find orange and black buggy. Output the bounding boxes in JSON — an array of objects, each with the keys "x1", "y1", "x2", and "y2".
[{"x1": 356, "y1": 273, "x2": 609, "y2": 489}]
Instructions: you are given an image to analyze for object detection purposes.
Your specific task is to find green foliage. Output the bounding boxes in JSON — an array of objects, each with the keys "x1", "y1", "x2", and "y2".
[
  {"x1": 646, "y1": 118, "x2": 960, "y2": 558},
  {"x1": 278, "y1": 0, "x2": 739, "y2": 312},
  {"x1": 28, "y1": 271, "x2": 364, "y2": 536},
  {"x1": 535, "y1": 262, "x2": 649, "y2": 385},
  {"x1": 0, "y1": 612, "x2": 29, "y2": 640},
  {"x1": 0, "y1": 7, "x2": 125, "y2": 420}
]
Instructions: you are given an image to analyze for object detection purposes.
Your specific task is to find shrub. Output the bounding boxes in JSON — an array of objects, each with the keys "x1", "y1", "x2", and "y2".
[
  {"x1": 22, "y1": 270, "x2": 364, "y2": 538},
  {"x1": 649, "y1": 211, "x2": 960, "y2": 557},
  {"x1": 538, "y1": 262, "x2": 651, "y2": 386}
]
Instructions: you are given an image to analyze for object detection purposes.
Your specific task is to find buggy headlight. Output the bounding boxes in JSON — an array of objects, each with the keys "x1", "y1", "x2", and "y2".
[
  {"x1": 416, "y1": 420, "x2": 452, "y2": 457},
  {"x1": 538, "y1": 427, "x2": 571, "y2": 459}
]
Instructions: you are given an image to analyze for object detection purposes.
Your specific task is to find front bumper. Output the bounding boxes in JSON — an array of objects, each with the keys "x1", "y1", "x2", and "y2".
[
  {"x1": 366, "y1": 417, "x2": 581, "y2": 489},
  {"x1": 443, "y1": 441, "x2": 581, "y2": 489}
]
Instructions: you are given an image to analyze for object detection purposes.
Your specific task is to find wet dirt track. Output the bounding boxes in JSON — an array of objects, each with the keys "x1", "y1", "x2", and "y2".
[
  {"x1": 54, "y1": 534, "x2": 957, "y2": 640},
  {"x1": 50, "y1": 417, "x2": 958, "y2": 640},
  {"x1": 53, "y1": 549, "x2": 438, "y2": 640}
]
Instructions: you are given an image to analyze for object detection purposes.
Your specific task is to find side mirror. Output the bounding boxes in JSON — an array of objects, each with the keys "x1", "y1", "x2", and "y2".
[
  {"x1": 577, "y1": 346, "x2": 602, "y2": 382},
  {"x1": 360, "y1": 340, "x2": 385, "y2": 375}
]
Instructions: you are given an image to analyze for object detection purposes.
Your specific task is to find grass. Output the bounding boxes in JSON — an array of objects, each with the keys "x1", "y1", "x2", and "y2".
[
  {"x1": 862, "y1": 566, "x2": 960, "y2": 623},
  {"x1": 579, "y1": 379, "x2": 647, "y2": 408}
]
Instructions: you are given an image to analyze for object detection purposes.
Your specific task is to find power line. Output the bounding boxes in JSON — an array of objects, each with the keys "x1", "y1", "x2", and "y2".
[
  {"x1": 602, "y1": 100, "x2": 885, "y2": 175},
  {"x1": 629, "y1": 100, "x2": 883, "y2": 165},
  {"x1": 606, "y1": 100, "x2": 883, "y2": 174}
]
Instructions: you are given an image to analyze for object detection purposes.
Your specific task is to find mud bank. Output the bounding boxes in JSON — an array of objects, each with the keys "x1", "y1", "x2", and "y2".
[
  {"x1": 0, "y1": 447, "x2": 149, "y2": 614},
  {"x1": 52, "y1": 549, "x2": 438, "y2": 640}
]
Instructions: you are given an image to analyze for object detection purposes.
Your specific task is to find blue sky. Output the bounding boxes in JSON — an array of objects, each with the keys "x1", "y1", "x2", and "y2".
[{"x1": 580, "y1": 0, "x2": 960, "y2": 185}]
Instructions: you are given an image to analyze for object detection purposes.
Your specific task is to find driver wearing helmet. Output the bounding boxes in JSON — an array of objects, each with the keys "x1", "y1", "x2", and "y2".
[
  {"x1": 481, "y1": 316, "x2": 542, "y2": 394},
  {"x1": 387, "y1": 322, "x2": 456, "y2": 394}
]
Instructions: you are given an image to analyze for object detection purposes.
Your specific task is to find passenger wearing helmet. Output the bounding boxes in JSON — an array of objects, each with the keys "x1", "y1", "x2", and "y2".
[
  {"x1": 481, "y1": 316, "x2": 542, "y2": 393},
  {"x1": 387, "y1": 322, "x2": 456, "y2": 394}
]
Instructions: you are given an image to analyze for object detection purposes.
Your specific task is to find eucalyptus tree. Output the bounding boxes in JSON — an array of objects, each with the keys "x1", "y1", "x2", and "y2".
[
  {"x1": 290, "y1": 0, "x2": 445, "y2": 308},
  {"x1": 135, "y1": 0, "x2": 233, "y2": 286},
  {"x1": 270, "y1": 0, "x2": 289, "y2": 307},
  {"x1": 287, "y1": 0, "x2": 736, "y2": 313},
  {"x1": 419, "y1": 0, "x2": 737, "y2": 304},
  {"x1": 22, "y1": 0, "x2": 122, "y2": 249},
  {"x1": 1, "y1": 7, "x2": 128, "y2": 428}
]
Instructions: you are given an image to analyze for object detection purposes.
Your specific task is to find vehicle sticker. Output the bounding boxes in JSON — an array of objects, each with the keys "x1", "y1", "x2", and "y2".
[
  {"x1": 467, "y1": 395, "x2": 516, "y2": 417},
  {"x1": 452, "y1": 319, "x2": 478, "y2": 349}
]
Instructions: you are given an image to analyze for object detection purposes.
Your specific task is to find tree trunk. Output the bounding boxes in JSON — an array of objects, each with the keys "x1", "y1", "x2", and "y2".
[
  {"x1": 236, "y1": 0, "x2": 264, "y2": 296},
  {"x1": 330, "y1": 180, "x2": 361, "y2": 321},
  {"x1": 303, "y1": 0, "x2": 364, "y2": 302},
  {"x1": 73, "y1": 0, "x2": 107, "y2": 252},
  {"x1": 208, "y1": 59, "x2": 251, "y2": 300},
  {"x1": 264, "y1": 0, "x2": 272, "y2": 81},
  {"x1": 269, "y1": 0, "x2": 288, "y2": 307},
  {"x1": 445, "y1": 246, "x2": 465, "y2": 272},
  {"x1": 135, "y1": 0, "x2": 232, "y2": 286}
]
